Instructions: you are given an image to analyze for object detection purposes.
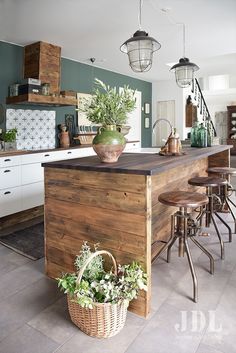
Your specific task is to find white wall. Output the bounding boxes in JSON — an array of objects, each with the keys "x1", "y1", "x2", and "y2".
[{"x1": 152, "y1": 80, "x2": 190, "y2": 145}]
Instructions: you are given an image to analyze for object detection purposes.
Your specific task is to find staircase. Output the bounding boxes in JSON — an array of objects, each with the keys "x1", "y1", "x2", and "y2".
[{"x1": 191, "y1": 78, "x2": 217, "y2": 137}]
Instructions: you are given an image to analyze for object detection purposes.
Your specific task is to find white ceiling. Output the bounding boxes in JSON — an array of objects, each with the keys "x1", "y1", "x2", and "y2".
[{"x1": 1, "y1": 0, "x2": 236, "y2": 82}]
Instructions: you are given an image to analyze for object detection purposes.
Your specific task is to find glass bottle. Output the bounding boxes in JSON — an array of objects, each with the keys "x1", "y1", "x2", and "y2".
[
  {"x1": 190, "y1": 122, "x2": 199, "y2": 147},
  {"x1": 197, "y1": 123, "x2": 207, "y2": 147}
]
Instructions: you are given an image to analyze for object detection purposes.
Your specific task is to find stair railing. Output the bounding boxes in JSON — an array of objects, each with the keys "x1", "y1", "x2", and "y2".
[{"x1": 191, "y1": 79, "x2": 217, "y2": 137}]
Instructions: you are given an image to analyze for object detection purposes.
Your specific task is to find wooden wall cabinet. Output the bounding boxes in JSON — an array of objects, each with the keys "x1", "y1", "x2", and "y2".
[
  {"x1": 227, "y1": 105, "x2": 236, "y2": 154},
  {"x1": 24, "y1": 41, "x2": 61, "y2": 95}
]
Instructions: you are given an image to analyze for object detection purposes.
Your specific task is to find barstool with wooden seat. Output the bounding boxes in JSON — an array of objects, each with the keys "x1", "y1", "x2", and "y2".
[
  {"x1": 188, "y1": 176, "x2": 228, "y2": 259},
  {"x1": 158, "y1": 191, "x2": 214, "y2": 303},
  {"x1": 207, "y1": 167, "x2": 236, "y2": 235}
]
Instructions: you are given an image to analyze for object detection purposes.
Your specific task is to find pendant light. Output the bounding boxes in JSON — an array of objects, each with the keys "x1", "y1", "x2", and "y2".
[
  {"x1": 170, "y1": 23, "x2": 199, "y2": 88},
  {"x1": 120, "y1": 0, "x2": 161, "y2": 73}
]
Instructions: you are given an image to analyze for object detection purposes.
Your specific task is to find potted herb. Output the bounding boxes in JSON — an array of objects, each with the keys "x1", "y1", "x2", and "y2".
[
  {"x1": 2, "y1": 128, "x2": 17, "y2": 151},
  {"x1": 57, "y1": 242, "x2": 147, "y2": 338},
  {"x1": 78, "y1": 79, "x2": 136, "y2": 163}
]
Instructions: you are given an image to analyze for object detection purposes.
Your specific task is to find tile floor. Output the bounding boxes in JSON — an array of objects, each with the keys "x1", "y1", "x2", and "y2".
[{"x1": 0, "y1": 189, "x2": 236, "y2": 352}]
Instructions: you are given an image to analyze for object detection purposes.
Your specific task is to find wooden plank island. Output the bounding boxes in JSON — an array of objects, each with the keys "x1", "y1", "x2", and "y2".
[{"x1": 43, "y1": 146, "x2": 230, "y2": 318}]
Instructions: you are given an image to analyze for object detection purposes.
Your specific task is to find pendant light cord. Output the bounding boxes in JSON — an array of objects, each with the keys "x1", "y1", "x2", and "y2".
[
  {"x1": 138, "y1": 0, "x2": 143, "y2": 30},
  {"x1": 182, "y1": 23, "x2": 185, "y2": 58}
]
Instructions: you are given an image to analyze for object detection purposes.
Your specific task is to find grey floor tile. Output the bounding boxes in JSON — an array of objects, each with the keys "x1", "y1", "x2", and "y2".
[
  {"x1": 28, "y1": 296, "x2": 78, "y2": 344},
  {"x1": 54, "y1": 312, "x2": 146, "y2": 353},
  {"x1": 0, "y1": 258, "x2": 45, "y2": 302},
  {"x1": 125, "y1": 303, "x2": 203, "y2": 353},
  {"x1": 201, "y1": 284, "x2": 236, "y2": 353},
  {"x1": 0, "y1": 277, "x2": 62, "y2": 342},
  {"x1": 0, "y1": 324, "x2": 59, "y2": 353},
  {"x1": 228, "y1": 265, "x2": 236, "y2": 287},
  {"x1": 0, "y1": 249, "x2": 30, "y2": 276}
]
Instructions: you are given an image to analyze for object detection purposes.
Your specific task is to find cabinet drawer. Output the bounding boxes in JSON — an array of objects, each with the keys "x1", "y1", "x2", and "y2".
[
  {"x1": 21, "y1": 182, "x2": 44, "y2": 211},
  {"x1": 21, "y1": 152, "x2": 57, "y2": 164},
  {"x1": 21, "y1": 163, "x2": 44, "y2": 185},
  {"x1": 0, "y1": 186, "x2": 21, "y2": 217},
  {"x1": 0, "y1": 155, "x2": 21, "y2": 168},
  {"x1": 0, "y1": 166, "x2": 21, "y2": 189}
]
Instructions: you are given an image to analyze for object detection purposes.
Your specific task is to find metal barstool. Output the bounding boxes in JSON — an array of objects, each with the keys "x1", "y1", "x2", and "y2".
[
  {"x1": 207, "y1": 167, "x2": 236, "y2": 235},
  {"x1": 158, "y1": 191, "x2": 214, "y2": 303},
  {"x1": 188, "y1": 176, "x2": 228, "y2": 259}
]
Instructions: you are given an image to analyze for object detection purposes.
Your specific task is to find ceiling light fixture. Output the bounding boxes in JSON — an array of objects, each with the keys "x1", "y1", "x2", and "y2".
[
  {"x1": 170, "y1": 23, "x2": 199, "y2": 88},
  {"x1": 120, "y1": 0, "x2": 161, "y2": 73}
]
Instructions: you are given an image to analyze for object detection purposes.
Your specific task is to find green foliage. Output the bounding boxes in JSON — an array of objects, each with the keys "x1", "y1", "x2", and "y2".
[
  {"x1": 74, "y1": 242, "x2": 104, "y2": 281},
  {"x1": 78, "y1": 79, "x2": 136, "y2": 126},
  {"x1": 57, "y1": 242, "x2": 147, "y2": 309},
  {"x1": 2, "y1": 128, "x2": 17, "y2": 142}
]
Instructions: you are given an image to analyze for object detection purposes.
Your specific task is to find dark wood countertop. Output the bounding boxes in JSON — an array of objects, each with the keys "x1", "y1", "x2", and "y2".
[{"x1": 42, "y1": 145, "x2": 231, "y2": 176}]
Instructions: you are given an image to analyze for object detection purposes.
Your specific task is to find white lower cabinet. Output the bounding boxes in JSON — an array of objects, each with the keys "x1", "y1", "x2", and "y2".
[
  {"x1": 0, "y1": 186, "x2": 22, "y2": 217},
  {"x1": 21, "y1": 182, "x2": 44, "y2": 211},
  {"x1": 21, "y1": 163, "x2": 44, "y2": 185},
  {"x1": 0, "y1": 147, "x2": 96, "y2": 217}
]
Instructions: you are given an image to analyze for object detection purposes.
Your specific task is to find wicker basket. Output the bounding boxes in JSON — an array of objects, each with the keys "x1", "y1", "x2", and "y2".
[{"x1": 67, "y1": 250, "x2": 128, "y2": 338}]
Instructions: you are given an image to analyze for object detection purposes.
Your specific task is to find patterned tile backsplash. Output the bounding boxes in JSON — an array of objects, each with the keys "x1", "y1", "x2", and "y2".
[{"x1": 6, "y1": 109, "x2": 56, "y2": 150}]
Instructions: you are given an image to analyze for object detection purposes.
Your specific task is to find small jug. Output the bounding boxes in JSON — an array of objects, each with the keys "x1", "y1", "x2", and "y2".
[{"x1": 58, "y1": 131, "x2": 70, "y2": 148}]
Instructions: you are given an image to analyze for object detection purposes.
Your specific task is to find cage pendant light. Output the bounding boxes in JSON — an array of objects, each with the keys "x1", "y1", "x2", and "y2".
[
  {"x1": 120, "y1": 0, "x2": 161, "y2": 73},
  {"x1": 170, "y1": 23, "x2": 199, "y2": 88}
]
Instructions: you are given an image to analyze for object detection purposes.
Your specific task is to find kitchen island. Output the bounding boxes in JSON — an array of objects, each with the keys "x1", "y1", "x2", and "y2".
[{"x1": 43, "y1": 145, "x2": 230, "y2": 317}]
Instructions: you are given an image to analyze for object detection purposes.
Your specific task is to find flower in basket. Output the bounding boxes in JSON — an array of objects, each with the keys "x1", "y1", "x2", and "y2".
[{"x1": 57, "y1": 242, "x2": 147, "y2": 338}]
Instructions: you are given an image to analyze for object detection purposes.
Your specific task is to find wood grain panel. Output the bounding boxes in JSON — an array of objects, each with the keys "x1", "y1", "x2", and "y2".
[
  {"x1": 45, "y1": 168, "x2": 150, "y2": 317},
  {"x1": 46, "y1": 182, "x2": 146, "y2": 214},
  {"x1": 45, "y1": 168, "x2": 146, "y2": 193},
  {"x1": 0, "y1": 206, "x2": 43, "y2": 231},
  {"x1": 45, "y1": 197, "x2": 146, "y2": 236}
]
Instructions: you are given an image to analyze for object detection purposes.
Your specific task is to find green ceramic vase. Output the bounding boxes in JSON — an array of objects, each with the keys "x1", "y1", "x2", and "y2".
[{"x1": 92, "y1": 125, "x2": 126, "y2": 163}]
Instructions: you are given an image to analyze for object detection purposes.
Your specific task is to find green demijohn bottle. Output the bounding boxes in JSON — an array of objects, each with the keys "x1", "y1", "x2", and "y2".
[
  {"x1": 197, "y1": 123, "x2": 207, "y2": 147},
  {"x1": 190, "y1": 122, "x2": 199, "y2": 147}
]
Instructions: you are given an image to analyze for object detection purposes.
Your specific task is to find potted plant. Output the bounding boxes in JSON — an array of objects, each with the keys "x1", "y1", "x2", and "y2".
[
  {"x1": 78, "y1": 79, "x2": 136, "y2": 163},
  {"x1": 2, "y1": 128, "x2": 17, "y2": 151},
  {"x1": 57, "y1": 242, "x2": 147, "y2": 338}
]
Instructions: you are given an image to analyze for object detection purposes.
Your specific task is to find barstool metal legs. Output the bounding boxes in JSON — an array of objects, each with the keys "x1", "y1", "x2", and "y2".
[
  {"x1": 198, "y1": 186, "x2": 225, "y2": 259},
  {"x1": 225, "y1": 197, "x2": 236, "y2": 234},
  {"x1": 215, "y1": 212, "x2": 232, "y2": 243},
  {"x1": 211, "y1": 215, "x2": 225, "y2": 259},
  {"x1": 184, "y1": 236, "x2": 198, "y2": 303},
  {"x1": 190, "y1": 237, "x2": 214, "y2": 274},
  {"x1": 166, "y1": 207, "x2": 214, "y2": 302}
]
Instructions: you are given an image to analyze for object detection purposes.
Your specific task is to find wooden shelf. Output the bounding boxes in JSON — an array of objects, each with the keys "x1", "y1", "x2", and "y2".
[{"x1": 6, "y1": 94, "x2": 77, "y2": 107}]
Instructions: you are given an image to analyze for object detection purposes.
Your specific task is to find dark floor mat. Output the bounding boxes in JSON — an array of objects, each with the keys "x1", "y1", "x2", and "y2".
[{"x1": 0, "y1": 222, "x2": 44, "y2": 260}]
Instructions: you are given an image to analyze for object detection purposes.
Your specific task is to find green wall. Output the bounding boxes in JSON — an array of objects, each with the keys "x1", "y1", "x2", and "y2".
[{"x1": 0, "y1": 41, "x2": 152, "y2": 146}]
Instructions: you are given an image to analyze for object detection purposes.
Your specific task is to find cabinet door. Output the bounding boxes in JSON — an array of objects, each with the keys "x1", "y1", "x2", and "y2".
[
  {"x1": 0, "y1": 166, "x2": 21, "y2": 189},
  {"x1": 21, "y1": 163, "x2": 44, "y2": 185},
  {"x1": 21, "y1": 182, "x2": 44, "y2": 211},
  {"x1": 0, "y1": 186, "x2": 22, "y2": 217}
]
